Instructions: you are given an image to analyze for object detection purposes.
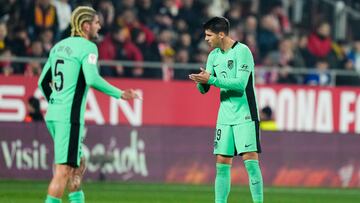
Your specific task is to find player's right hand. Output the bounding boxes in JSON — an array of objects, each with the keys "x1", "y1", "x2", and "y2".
[{"x1": 121, "y1": 89, "x2": 142, "y2": 100}]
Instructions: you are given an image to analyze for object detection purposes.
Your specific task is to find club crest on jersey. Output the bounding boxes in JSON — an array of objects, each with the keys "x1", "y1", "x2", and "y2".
[
  {"x1": 227, "y1": 60, "x2": 234, "y2": 70},
  {"x1": 88, "y1": 53, "x2": 97, "y2": 65}
]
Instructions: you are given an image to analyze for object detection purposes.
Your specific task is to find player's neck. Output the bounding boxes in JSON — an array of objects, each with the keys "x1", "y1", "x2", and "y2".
[
  {"x1": 73, "y1": 32, "x2": 90, "y2": 40},
  {"x1": 220, "y1": 37, "x2": 235, "y2": 52},
  {"x1": 83, "y1": 33, "x2": 90, "y2": 40}
]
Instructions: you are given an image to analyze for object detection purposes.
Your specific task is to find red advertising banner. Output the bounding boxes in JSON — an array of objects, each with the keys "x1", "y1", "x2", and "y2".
[
  {"x1": 0, "y1": 76, "x2": 219, "y2": 127},
  {"x1": 257, "y1": 85, "x2": 360, "y2": 134},
  {"x1": 1, "y1": 76, "x2": 360, "y2": 133}
]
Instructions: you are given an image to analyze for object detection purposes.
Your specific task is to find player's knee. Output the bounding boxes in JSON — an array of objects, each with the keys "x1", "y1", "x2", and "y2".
[
  {"x1": 216, "y1": 155, "x2": 233, "y2": 164},
  {"x1": 55, "y1": 165, "x2": 72, "y2": 179},
  {"x1": 242, "y1": 152, "x2": 258, "y2": 161},
  {"x1": 68, "y1": 175, "x2": 82, "y2": 191}
]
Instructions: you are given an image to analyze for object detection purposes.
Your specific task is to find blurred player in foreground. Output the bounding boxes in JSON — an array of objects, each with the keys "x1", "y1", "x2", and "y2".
[
  {"x1": 189, "y1": 16, "x2": 264, "y2": 203},
  {"x1": 38, "y1": 6, "x2": 140, "y2": 203}
]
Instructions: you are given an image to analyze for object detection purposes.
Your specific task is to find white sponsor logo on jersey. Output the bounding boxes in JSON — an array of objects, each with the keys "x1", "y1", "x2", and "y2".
[{"x1": 88, "y1": 53, "x2": 97, "y2": 65}]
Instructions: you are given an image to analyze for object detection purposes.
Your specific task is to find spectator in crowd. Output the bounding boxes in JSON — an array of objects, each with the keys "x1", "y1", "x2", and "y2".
[
  {"x1": 176, "y1": 32, "x2": 193, "y2": 58},
  {"x1": 304, "y1": 58, "x2": 332, "y2": 86},
  {"x1": 229, "y1": 23, "x2": 245, "y2": 42},
  {"x1": 244, "y1": 14, "x2": 258, "y2": 35},
  {"x1": 26, "y1": 0, "x2": 58, "y2": 39},
  {"x1": 0, "y1": 0, "x2": 16, "y2": 21},
  {"x1": 99, "y1": 25, "x2": 143, "y2": 77},
  {"x1": 7, "y1": 26, "x2": 30, "y2": 73},
  {"x1": 296, "y1": 32, "x2": 314, "y2": 67},
  {"x1": 95, "y1": 0, "x2": 115, "y2": 36},
  {"x1": 24, "y1": 40, "x2": 44, "y2": 77},
  {"x1": 243, "y1": 15, "x2": 258, "y2": 62},
  {"x1": 347, "y1": 39, "x2": 360, "y2": 73},
  {"x1": 177, "y1": 0, "x2": 203, "y2": 33},
  {"x1": 0, "y1": 0, "x2": 25, "y2": 31},
  {"x1": 327, "y1": 40, "x2": 349, "y2": 70},
  {"x1": 8, "y1": 26, "x2": 30, "y2": 57},
  {"x1": 0, "y1": 22, "x2": 9, "y2": 53},
  {"x1": 114, "y1": 0, "x2": 136, "y2": 11},
  {"x1": 224, "y1": 2, "x2": 242, "y2": 26},
  {"x1": 244, "y1": 33, "x2": 258, "y2": 63},
  {"x1": 136, "y1": 0, "x2": 157, "y2": 28},
  {"x1": 0, "y1": 48, "x2": 13, "y2": 76},
  {"x1": 1, "y1": 0, "x2": 360, "y2": 84},
  {"x1": 39, "y1": 28, "x2": 54, "y2": 55},
  {"x1": 174, "y1": 48, "x2": 191, "y2": 80},
  {"x1": 131, "y1": 27, "x2": 160, "y2": 62},
  {"x1": 257, "y1": 14, "x2": 279, "y2": 60},
  {"x1": 53, "y1": 0, "x2": 72, "y2": 40},
  {"x1": 157, "y1": 28, "x2": 176, "y2": 80},
  {"x1": 307, "y1": 22, "x2": 332, "y2": 65},
  {"x1": 154, "y1": 0, "x2": 178, "y2": 30},
  {"x1": 131, "y1": 27, "x2": 162, "y2": 78},
  {"x1": 116, "y1": 8, "x2": 156, "y2": 47},
  {"x1": 24, "y1": 96, "x2": 44, "y2": 122},
  {"x1": 207, "y1": 0, "x2": 230, "y2": 17},
  {"x1": 192, "y1": 41, "x2": 209, "y2": 65},
  {"x1": 278, "y1": 36, "x2": 305, "y2": 67},
  {"x1": 332, "y1": 39, "x2": 360, "y2": 86},
  {"x1": 260, "y1": 106, "x2": 277, "y2": 131},
  {"x1": 276, "y1": 66, "x2": 299, "y2": 84},
  {"x1": 157, "y1": 29, "x2": 176, "y2": 59},
  {"x1": 268, "y1": 0, "x2": 291, "y2": 34}
]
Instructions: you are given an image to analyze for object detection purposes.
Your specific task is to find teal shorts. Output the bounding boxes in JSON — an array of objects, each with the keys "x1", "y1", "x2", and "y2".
[
  {"x1": 46, "y1": 121, "x2": 84, "y2": 168},
  {"x1": 213, "y1": 121, "x2": 261, "y2": 156}
]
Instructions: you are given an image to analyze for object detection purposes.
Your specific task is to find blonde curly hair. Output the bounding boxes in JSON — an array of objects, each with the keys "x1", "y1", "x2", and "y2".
[{"x1": 70, "y1": 6, "x2": 97, "y2": 37}]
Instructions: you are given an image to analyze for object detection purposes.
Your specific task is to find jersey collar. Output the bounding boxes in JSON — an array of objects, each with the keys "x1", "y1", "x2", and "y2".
[{"x1": 220, "y1": 41, "x2": 238, "y2": 53}]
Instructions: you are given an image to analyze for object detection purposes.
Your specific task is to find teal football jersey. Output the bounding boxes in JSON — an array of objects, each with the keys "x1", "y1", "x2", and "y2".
[
  {"x1": 197, "y1": 42, "x2": 259, "y2": 125},
  {"x1": 38, "y1": 37, "x2": 122, "y2": 124}
]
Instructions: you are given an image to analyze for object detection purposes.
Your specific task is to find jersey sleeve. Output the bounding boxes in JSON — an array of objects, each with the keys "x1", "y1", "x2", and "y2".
[
  {"x1": 207, "y1": 46, "x2": 254, "y2": 93},
  {"x1": 82, "y1": 44, "x2": 123, "y2": 99},
  {"x1": 196, "y1": 51, "x2": 215, "y2": 94},
  {"x1": 38, "y1": 57, "x2": 53, "y2": 102}
]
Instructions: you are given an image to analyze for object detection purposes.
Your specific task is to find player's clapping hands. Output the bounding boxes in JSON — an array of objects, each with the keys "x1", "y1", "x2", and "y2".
[
  {"x1": 121, "y1": 89, "x2": 142, "y2": 100},
  {"x1": 189, "y1": 68, "x2": 210, "y2": 84}
]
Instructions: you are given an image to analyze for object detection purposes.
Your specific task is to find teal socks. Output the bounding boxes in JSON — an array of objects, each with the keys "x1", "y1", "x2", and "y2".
[
  {"x1": 45, "y1": 195, "x2": 61, "y2": 203},
  {"x1": 45, "y1": 190, "x2": 84, "y2": 203},
  {"x1": 68, "y1": 190, "x2": 85, "y2": 203},
  {"x1": 244, "y1": 160, "x2": 264, "y2": 203},
  {"x1": 215, "y1": 163, "x2": 231, "y2": 203}
]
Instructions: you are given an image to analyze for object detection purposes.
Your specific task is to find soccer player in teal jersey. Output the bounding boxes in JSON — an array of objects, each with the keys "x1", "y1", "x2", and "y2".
[
  {"x1": 190, "y1": 17, "x2": 264, "y2": 203},
  {"x1": 38, "y1": 6, "x2": 140, "y2": 203}
]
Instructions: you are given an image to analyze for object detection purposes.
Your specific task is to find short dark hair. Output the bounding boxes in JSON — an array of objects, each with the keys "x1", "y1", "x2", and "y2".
[
  {"x1": 261, "y1": 106, "x2": 273, "y2": 119},
  {"x1": 203, "y1": 16, "x2": 230, "y2": 35}
]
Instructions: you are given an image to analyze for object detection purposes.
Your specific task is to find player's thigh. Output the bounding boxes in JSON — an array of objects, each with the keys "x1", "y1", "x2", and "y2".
[
  {"x1": 45, "y1": 121, "x2": 55, "y2": 139},
  {"x1": 213, "y1": 124, "x2": 235, "y2": 156},
  {"x1": 233, "y1": 121, "x2": 261, "y2": 155},
  {"x1": 53, "y1": 122, "x2": 84, "y2": 167}
]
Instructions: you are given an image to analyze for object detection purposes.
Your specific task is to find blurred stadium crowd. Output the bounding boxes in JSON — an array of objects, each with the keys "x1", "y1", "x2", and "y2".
[{"x1": 1, "y1": 0, "x2": 360, "y2": 85}]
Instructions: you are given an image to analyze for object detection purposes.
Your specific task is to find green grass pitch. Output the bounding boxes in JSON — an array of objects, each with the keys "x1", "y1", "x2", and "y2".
[{"x1": 0, "y1": 180, "x2": 359, "y2": 203}]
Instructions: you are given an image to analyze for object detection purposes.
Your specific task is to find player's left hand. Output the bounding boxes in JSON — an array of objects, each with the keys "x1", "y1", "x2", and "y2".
[
  {"x1": 121, "y1": 89, "x2": 143, "y2": 100},
  {"x1": 189, "y1": 67, "x2": 210, "y2": 84}
]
